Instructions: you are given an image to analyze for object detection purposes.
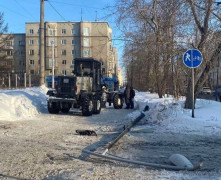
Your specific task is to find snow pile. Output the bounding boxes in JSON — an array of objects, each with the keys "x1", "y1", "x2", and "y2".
[
  {"x1": 134, "y1": 92, "x2": 221, "y2": 137},
  {"x1": 0, "y1": 86, "x2": 48, "y2": 121}
]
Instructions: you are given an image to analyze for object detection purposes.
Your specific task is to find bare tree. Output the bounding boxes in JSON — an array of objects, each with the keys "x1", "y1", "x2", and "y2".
[
  {"x1": 184, "y1": 0, "x2": 221, "y2": 108},
  {"x1": 0, "y1": 12, "x2": 13, "y2": 88}
]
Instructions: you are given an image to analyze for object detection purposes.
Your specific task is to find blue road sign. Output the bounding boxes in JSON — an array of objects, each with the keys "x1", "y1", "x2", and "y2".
[{"x1": 183, "y1": 49, "x2": 203, "y2": 68}]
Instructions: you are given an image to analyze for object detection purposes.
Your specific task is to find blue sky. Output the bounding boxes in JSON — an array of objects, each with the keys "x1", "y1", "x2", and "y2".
[{"x1": 0, "y1": 0, "x2": 125, "y2": 67}]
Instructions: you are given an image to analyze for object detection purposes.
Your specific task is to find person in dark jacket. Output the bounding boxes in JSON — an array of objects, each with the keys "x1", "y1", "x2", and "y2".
[
  {"x1": 124, "y1": 85, "x2": 135, "y2": 109},
  {"x1": 130, "y1": 87, "x2": 135, "y2": 109},
  {"x1": 124, "y1": 85, "x2": 131, "y2": 109}
]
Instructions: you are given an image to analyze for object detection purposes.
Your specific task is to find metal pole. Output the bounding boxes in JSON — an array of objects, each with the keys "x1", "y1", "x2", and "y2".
[
  {"x1": 15, "y1": 74, "x2": 17, "y2": 88},
  {"x1": 52, "y1": 42, "x2": 55, "y2": 89},
  {"x1": 24, "y1": 73, "x2": 26, "y2": 88},
  {"x1": 40, "y1": 0, "x2": 45, "y2": 86},
  {"x1": 192, "y1": 68, "x2": 194, "y2": 118},
  {"x1": 8, "y1": 73, "x2": 11, "y2": 89}
]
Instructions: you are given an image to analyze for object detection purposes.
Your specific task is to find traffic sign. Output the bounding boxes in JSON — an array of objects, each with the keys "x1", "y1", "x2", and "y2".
[{"x1": 183, "y1": 49, "x2": 203, "y2": 68}]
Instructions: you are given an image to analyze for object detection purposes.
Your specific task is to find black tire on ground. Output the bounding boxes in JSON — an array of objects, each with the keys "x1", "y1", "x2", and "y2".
[
  {"x1": 113, "y1": 94, "x2": 123, "y2": 109},
  {"x1": 82, "y1": 96, "x2": 93, "y2": 116},
  {"x1": 47, "y1": 102, "x2": 60, "y2": 114},
  {"x1": 93, "y1": 98, "x2": 101, "y2": 114}
]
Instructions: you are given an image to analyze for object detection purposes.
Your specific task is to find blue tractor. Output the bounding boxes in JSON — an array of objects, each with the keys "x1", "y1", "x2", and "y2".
[{"x1": 102, "y1": 77, "x2": 124, "y2": 109}]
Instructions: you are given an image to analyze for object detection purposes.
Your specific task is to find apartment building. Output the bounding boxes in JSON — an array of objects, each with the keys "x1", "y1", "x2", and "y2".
[
  {"x1": 25, "y1": 21, "x2": 118, "y2": 84},
  {"x1": 0, "y1": 34, "x2": 26, "y2": 87}
]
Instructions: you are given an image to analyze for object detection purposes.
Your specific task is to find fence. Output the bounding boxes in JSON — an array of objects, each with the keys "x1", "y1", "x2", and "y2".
[{"x1": 0, "y1": 73, "x2": 40, "y2": 89}]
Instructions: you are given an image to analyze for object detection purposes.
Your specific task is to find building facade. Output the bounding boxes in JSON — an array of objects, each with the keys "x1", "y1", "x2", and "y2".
[
  {"x1": 25, "y1": 21, "x2": 118, "y2": 85},
  {"x1": 0, "y1": 34, "x2": 26, "y2": 87}
]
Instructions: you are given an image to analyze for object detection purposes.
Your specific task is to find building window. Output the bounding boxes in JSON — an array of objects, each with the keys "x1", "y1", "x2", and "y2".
[
  {"x1": 62, "y1": 60, "x2": 67, "y2": 65},
  {"x1": 29, "y1": 49, "x2": 34, "y2": 55},
  {"x1": 29, "y1": 39, "x2": 34, "y2": 45},
  {"x1": 6, "y1": 50, "x2": 13, "y2": 56},
  {"x1": 49, "y1": 38, "x2": 55, "y2": 46},
  {"x1": 62, "y1": 70, "x2": 67, "y2": 75},
  {"x1": 61, "y1": 50, "x2": 66, "y2": 55},
  {"x1": 49, "y1": 58, "x2": 55, "y2": 67},
  {"x1": 29, "y1": 60, "x2": 34, "y2": 65},
  {"x1": 6, "y1": 41, "x2": 12, "y2": 46},
  {"x1": 83, "y1": 38, "x2": 90, "y2": 47},
  {"x1": 29, "y1": 29, "x2": 34, "y2": 34},
  {"x1": 72, "y1": 50, "x2": 76, "y2": 55},
  {"x1": 83, "y1": 27, "x2": 89, "y2": 36},
  {"x1": 30, "y1": 70, "x2": 35, "y2": 74},
  {"x1": 49, "y1": 28, "x2": 56, "y2": 36},
  {"x1": 72, "y1": 59, "x2": 75, "y2": 65},
  {"x1": 19, "y1": 51, "x2": 25, "y2": 56},
  {"x1": 72, "y1": 29, "x2": 76, "y2": 35},
  {"x1": 83, "y1": 49, "x2": 90, "y2": 57},
  {"x1": 61, "y1": 39, "x2": 66, "y2": 45},
  {"x1": 61, "y1": 29, "x2": 66, "y2": 34},
  {"x1": 72, "y1": 39, "x2": 76, "y2": 45},
  {"x1": 19, "y1": 41, "x2": 25, "y2": 46}
]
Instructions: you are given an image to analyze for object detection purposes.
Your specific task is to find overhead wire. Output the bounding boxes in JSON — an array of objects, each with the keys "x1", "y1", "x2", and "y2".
[
  {"x1": 13, "y1": 0, "x2": 38, "y2": 21},
  {"x1": 47, "y1": 0, "x2": 67, "y2": 21}
]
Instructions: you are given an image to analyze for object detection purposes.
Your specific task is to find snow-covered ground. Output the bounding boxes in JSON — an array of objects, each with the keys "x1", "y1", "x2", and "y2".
[{"x1": 0, "y1": 87, "x2": 221, "y2": 179}]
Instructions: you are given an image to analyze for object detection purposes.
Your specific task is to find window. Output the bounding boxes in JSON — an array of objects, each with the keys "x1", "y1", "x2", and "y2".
[
  {"x1": 30, "y1": 70, "x2": 35, "y2": 74},
  {"x1": 83, "y1": 38, "x2": 90, "y2": 47},
  {"x1": 72, "y1": 39, "x2": 76, "y2": 45},
  {"x1": 61, "y1": 39, "x2": 66, "y2": 45},
  {"x1": 61, "y1": 50, "x2": 66, "y2": 55},
  {"x1": 19, "y1": 41, "x2": 25, "y2": 46},
  {"x1": 72, "y1": 59, "x2": 75, "y2": 65},
  {"x1": 61, "y1": 29, "x2": 66, "y2": 34},
  {"x1": 49, "y1": 38, "x2": 55, "y2": 46},
  {"x1": 29, "y1": 40, "x2": 34, "y2": 45},
  {"x1": 62, "y1": 70, "x2": 67, "y2": 75},
  {"x1": 49, "y1": 28, "x2": 56, "y2": 36},
  {"x1": 6, "y1": 50, "x2": 13, "y2": 56},
  {"x1": 83, "y1": 49, "x2": 90, "y2": 57},
  {"x1": 29, "y1": 29, "x2": 34, "y2": 34},
  {"x1": 30, "y1": 60, "x2": 34, "y2": 65},
  {"x1": 29, "y1": 49, "x2": 34, "y2": 55},
  {"x1": 72, "y1": 29, "x2": 76, "y2": 35},
  {"x1": 19, "y1": 51, "x2": 25, "y2": 56},
  {"x1": 83, "y1": 27, "x2": 89, "y2": 36},
  {"x1": 62, "y1": 60, "x2": 67, "y2": 65},
  {"x1": 6, "y1": 41, "x2": 12, "y2": 46},
  {"x1": 72, "y1": 50, "x2": 76, "y2": 55},
  {"x1": 49, "y1": 58, "x2": 54, "y2": 67}
]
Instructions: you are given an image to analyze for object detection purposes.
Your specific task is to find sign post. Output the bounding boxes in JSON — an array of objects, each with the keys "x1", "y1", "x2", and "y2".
[{"x1": 183, "y1": 49, "x2": 203, "y2": 118}]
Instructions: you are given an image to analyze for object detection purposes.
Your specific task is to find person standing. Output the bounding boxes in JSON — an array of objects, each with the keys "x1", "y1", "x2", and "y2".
[
  {"x1": 130, "y1": 86, "x2": 135, "y2": 109},
  {"x1": 124, "y1": 85, "x2": 131, "y2": 109}
]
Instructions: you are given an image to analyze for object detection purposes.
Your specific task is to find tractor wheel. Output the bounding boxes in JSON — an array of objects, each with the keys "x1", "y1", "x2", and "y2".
[
  {"x1": 47, "y1": 102, "x2": 60, "y2": 114},
  {"x1": 113, "y1": 94, "x2": 123, "y2": 109},
  {"x1": 93, "y1": 98, "x2": 101, "y2": 114},
  {"x1": 82, "y1": 96, "x2": 93, "y2": 116}
]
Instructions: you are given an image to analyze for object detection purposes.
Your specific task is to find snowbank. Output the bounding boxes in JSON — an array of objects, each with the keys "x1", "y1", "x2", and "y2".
[
  {"x1": 0, "y1": 86, "x2": 48, "y2": 121},
  {"x1": 134, "y1": 92, "x2": 221, "y2": 137}
]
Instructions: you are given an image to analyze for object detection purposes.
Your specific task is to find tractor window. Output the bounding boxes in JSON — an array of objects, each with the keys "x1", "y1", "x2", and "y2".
[{"x1": 75, "y1": 62, "x2": 92, "y2": 76}]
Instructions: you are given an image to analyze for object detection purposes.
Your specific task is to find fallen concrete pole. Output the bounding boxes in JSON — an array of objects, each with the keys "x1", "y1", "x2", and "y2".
[
  {"x1": 102, "y1": 110, "x2": 146, "y2": 155},
  {"x1": 83, "y1": 149, "x2": 203, "y2": 171}
]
